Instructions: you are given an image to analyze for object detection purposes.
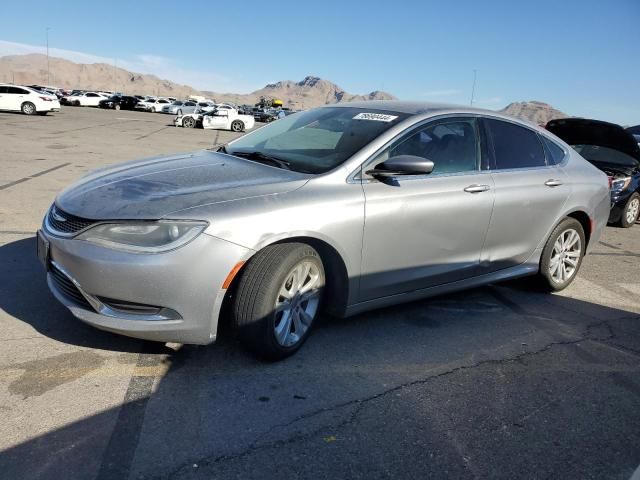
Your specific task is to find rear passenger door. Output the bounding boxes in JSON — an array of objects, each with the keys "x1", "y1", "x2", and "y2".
[
  {"x1": 479, "y1": 118, "x2": 570, "y2": 272},
  {"x1": 5, "y1": 87, "x2": 28, "y2": 110},
  {"x1": 0, "y1": 86, "x2": 10, "y2": 110}
]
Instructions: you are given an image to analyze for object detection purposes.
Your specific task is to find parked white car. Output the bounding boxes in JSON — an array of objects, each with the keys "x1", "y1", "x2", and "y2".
[
  {"x1": 0, "y1": 84, "x2": 61, "y2": 115},
  {"x1": 136, "y1": 98, "x2": 172, "y2": 112},
  {"x1": 62, "y1": 92, "x2": 107, "y2": 107},
  {"x1": 174, "y1": 107, "x2": 255, "y2": 132}
]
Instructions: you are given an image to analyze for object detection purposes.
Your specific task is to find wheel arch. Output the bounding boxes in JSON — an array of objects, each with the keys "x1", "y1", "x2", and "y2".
[
  {"x1": 565, "y1": 210, "x2": 592, "y2": 248},
  {"x1": 222, "y1": 234, "x2": 351, "y2": 321}
]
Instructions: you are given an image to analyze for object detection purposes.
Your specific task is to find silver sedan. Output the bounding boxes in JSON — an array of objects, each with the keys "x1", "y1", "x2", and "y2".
[{"x1": 38, "y1": 101, "x2": 610, "y2": 359}]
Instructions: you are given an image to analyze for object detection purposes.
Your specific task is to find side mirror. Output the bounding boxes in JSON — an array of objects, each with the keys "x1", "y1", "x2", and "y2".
[{"x1": 365, "y1": 155, "x2": 435, "y2": 178}]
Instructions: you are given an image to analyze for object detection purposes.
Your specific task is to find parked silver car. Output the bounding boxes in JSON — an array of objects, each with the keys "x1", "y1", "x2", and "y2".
[
  {"x1": 37, "y1": 102, "x2": 610, "y2": 358},
  {"x1": 161, "y1": 100, "x2": 197, "y2": 115}
]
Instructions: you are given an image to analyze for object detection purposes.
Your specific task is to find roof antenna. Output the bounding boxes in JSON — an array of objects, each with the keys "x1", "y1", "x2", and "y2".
[{"x1": 470, "y1": 69, "x2": 477, "y2": 106}]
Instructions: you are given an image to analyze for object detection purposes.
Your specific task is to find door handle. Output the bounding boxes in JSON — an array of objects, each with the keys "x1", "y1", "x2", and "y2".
[
  {"x1": 544, "y1": 179, "x2": 563, "y2": 187},
  {"x1": 464, "y1": 184, "x2": 491, "y2": 193}
]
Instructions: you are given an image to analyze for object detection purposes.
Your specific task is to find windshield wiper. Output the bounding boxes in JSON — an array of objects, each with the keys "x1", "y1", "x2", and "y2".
[{"x1": 230, "y1": 151, "x2": 292, "y2": 170}]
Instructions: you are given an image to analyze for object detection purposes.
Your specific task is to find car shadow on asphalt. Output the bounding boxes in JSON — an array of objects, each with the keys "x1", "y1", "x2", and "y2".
[
  {"x1": 0, "y1": 236, "x2": 168, "y2": 353},
  {"x1": 1, "y1": 236, "x2": 640, "y2": 479}
]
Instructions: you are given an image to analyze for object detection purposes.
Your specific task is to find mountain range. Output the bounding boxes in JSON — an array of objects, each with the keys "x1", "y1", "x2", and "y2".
[{"x1": 0, "y1": 53, "x2": 567, "y2": 123}]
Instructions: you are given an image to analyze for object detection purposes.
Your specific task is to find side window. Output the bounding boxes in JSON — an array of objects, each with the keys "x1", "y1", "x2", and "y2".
[
  {"x1": 87, "y1": 93, "x2": 97, "y2": 97},
  {"x1": 485, "y1": 118, "x2": 546, "y2": 169},
  {"x1": 0, "y1": 86, "x2": 7, "y2": 94},
  {"x1": 540, "y1": 135, "x2": 566, "y2": 165},
  {"x1": 378, "y1": 118, "x2": 479, "y2": 175},
  {"x1": 7, "y1": 87, "x2": 27, "y2": 94}
]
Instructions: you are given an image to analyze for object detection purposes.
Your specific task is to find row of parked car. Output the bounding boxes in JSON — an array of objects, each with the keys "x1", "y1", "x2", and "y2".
[{"x1": 2, "y1": 83, "x2": 637, "y2": 227}]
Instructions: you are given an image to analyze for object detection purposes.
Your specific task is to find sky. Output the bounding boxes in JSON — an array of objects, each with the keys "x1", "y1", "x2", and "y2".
[{"x1": 1, "y1": 0, "x2": 638, "y2": 124}]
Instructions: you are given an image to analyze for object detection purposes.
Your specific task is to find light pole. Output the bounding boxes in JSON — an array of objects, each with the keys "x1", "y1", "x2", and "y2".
[
  {"x1": 470, "y1": 69, "x2": 477, "y2": 106},
  {"x1": 46, "y1": 27, "x2": 51, "y2": 85}
]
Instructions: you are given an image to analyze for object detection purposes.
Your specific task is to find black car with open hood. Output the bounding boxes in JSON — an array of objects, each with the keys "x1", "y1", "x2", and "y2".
[{"x1": 547, "y1": 118, "x2": 640, "y2": 227}]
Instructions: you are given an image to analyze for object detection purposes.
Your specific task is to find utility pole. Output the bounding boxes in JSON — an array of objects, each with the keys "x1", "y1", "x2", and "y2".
[
  {"x1": 46, "y1": 27, "x2": 51, "y2": 85},
  {"x1": 470, "y1": 69, "x2": 477, "y2": 106}
]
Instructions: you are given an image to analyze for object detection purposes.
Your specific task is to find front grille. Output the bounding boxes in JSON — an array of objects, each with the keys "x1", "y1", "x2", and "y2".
[
  {"x1": 49, "y1": 263, "x2": 93, "y2": 310},
  {"x1": 47, "y1": 205, "x2": 96, "y2": 236}
]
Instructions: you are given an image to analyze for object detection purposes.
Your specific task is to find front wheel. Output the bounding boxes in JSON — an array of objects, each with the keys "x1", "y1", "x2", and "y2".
[
  {"x1": 114, "y1": 104, "x2": 121, "y2": 111},
  {"x1": 21, "y1": 102, "x2": 36, "y2": 115},
  {"x1": 537, "y1": 217, "x2": 585, "y2": 291},
  {"x1": 183, "y1": 116, "x2": 196, "y2": 128},
  {"x1": 618, "y1": 193, "x2": 639, "y2": 228},
  {"x1": 233, "y1": 243, "x2": 325, "y2": 360}
]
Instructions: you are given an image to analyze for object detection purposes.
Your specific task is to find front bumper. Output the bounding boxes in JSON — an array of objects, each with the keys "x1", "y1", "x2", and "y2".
[
  {"x1": 608, "y1": 190, "x2": 634, "y2": 223},
  {"x1": 41, "y1": 229, "x2": 251, "y2": 344}
]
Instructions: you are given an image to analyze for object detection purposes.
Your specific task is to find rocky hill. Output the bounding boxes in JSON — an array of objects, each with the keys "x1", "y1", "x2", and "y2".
[
  {"x1": 0, "y1": 54, "x2": 200, "y2": 98},
  {"x1": 205, "y1": 76, "x2": 395, "y2": 109},
  {"x1": 1, "y1": 54, "x2": 570, "y2": 117},
  {"x1": 498, "y1": 101, "x2": 568, "y2": 125},
  {"x1": 0, "y1": 54, "x2": 395, "y2": 108}
]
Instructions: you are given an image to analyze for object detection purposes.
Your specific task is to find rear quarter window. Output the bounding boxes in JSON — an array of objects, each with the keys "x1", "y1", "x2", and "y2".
[{"x1": 540, "y1": 135, "x2": 566, "y2": 165}]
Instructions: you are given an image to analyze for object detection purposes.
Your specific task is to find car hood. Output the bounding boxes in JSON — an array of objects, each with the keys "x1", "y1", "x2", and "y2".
[
  {"x1": 546, "y1": 118, "x2": 640, "y2": 164},
  {"x1": 55, "y1": 150, "x2": 309, "y2": 220}
]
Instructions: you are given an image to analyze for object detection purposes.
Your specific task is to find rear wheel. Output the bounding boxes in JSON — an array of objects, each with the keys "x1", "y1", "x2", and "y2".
[
  {"x1": 537, "y1": 217, "x2": 585, "y2": 291},
  {"x1": 183, "y1": 116, "x2": 196, "y2": 128},
  {"x1": 21, "y1": 102, "x2": 36, "y2": 115},
  {"x1": 618, "y1": 193, "x2": 639, "y2": 228},
  {"x1": 231, "y1": 120, "x2": 244, "y2": 132},
  {"x1": 233, "y1": 243, "x2": 325, "y2": 360}
]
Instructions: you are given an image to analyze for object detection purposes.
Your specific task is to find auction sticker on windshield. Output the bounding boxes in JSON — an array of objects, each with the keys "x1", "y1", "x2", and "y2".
[{"x1": 353, "y1": 112, "x2": 399, "y2": 122}]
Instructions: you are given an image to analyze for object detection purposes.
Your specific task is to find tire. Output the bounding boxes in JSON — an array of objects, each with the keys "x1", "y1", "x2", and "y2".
[
  {"x1": 114, "y1": 104, "x2": 121, "y2": 111},
  {"x1": 151, "y1": 107, "x2": 156, "y2": 113},
  {"x1": 177, "y1": 109, "x2": 183, "y2": 115},
  {"x1": 617, "y1": 193, "x2": 639, "y2": 228},
  {"x1": 73, "y1": 100, "x2": 80, "y2": 107},
  {"x1": 183, "y1": 117, "x2": 196, "y2": 128},
  {"x1": 233, "y1": 243, "x2": 325, "y2": 360},
  {"x1": 21, "y1": 102, "x2": 36, "y2": 115},
  {"x1": 537, "y1": 217, "x2": 585, "y2": 292},
  {"x1": 231, "y1": 120, "x2": 244, "y2": 132}
]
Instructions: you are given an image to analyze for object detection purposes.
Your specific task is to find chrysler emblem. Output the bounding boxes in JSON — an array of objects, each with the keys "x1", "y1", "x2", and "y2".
[{"x1": 52, "y1": 211, "x2": 66, "y2": 222}]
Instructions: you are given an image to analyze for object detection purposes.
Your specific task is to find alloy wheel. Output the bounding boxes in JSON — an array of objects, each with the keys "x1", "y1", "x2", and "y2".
[
  {"x1": 273, "y1": 261, "x2": 321, "y2": 347},
  {"x1": 549, "y1": 228, "x2": 581, "y2": 283},
  {"x1": 627, "y1": 198, "x2": 639, "y2": 224}
]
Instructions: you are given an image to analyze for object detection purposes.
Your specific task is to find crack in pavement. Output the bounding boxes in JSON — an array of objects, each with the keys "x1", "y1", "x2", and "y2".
[{"x1": 163, "y1": 319, "x2": 616, "y2": 480}]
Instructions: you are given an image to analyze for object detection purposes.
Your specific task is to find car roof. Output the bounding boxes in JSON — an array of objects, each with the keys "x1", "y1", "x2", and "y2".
[{"x1": 327, "y1": 100, "x2": 493, "y2": 116}]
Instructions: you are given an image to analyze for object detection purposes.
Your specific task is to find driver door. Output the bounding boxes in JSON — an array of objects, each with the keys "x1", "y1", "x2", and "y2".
[{"x1": 359, "y1": 117, "x2": 495, "y2": 301}]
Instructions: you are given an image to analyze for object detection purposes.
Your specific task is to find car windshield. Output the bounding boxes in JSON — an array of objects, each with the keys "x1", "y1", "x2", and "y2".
[
  {"x1": 172, "y1": 101, "x2": 183, "y2": 106},
  {"x1": 572, "y1": 144, "x2": 639, "y2": 167},
  {"x1": 226, "y1": 107, "x2": 409, "y2": 174}
]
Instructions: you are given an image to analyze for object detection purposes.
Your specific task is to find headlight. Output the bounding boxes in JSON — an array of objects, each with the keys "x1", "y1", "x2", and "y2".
[
  {"x1": 76, "y1": 220, "x2": 207, "y2": 253},
  {"x1": 611, "y1": 177, "x2": 631, "y2": 193}
]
